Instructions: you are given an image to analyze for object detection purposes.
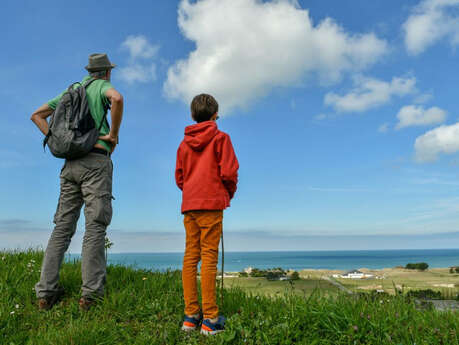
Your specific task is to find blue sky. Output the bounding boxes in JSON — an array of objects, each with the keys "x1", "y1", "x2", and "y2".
[{"x1": 1, "y1": 0, "x2": 459, "y2": 252}]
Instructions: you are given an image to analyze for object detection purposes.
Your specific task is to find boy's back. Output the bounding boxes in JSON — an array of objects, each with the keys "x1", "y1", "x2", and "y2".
[{"x1": 175, "y1": 121, "x2": 238, "y2": 213}]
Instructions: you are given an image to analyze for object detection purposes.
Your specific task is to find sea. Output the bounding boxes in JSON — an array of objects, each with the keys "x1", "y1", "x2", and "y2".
[{"x1": 68, "y1": 249, "x2": 459, "y2": 272}]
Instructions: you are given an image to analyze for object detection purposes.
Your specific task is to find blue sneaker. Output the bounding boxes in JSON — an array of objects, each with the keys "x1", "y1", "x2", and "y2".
[
  {"x1": 181, "y1": 313, "x2": 202, "y2": 332},
  {"x1": 200, "y1": 316, "x2": 226, "y2": 335}
]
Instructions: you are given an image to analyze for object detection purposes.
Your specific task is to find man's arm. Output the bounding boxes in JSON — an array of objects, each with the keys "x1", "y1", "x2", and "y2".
[
  {"x1": 30, "y1": 104, "x2": 53, "y2": 136},
  {"x1": 175, "y1": 146, "x2": 184, "y2": 190},
  {"x1": 99, "y1": 88, "x2": 124, "y2": 152}
]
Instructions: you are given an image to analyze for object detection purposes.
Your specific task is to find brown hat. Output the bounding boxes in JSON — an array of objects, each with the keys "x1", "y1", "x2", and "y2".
[{"x1": 85, "y1": 53, "x2": 116, "y2": 72}]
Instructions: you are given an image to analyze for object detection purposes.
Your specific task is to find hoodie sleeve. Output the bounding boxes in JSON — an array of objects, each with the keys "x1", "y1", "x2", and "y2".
[
  {"x1": 217, "y1": 134, "x2": 239, "y2": 199},
  {"x1": 175, "y1": 145, "x2": 184, "y2": 191}
]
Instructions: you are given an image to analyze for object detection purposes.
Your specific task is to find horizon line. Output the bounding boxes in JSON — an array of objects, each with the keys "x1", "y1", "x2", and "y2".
[{"x1": 66, "y1": 248, "x2": 459, "y2": 255}]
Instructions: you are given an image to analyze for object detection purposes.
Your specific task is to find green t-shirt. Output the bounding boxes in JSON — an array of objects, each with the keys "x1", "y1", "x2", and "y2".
[{"x1": 47, "y1": 75, "x2": 114, "y2": 152}]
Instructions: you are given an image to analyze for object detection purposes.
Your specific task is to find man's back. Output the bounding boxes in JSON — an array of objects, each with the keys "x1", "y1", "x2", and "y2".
[{"x1": 47, "y1": 76, "x2": 115, "y2": 152}]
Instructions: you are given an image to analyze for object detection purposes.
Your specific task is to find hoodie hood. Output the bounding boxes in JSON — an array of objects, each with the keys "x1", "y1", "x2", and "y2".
[{"x1": 184, "y1": 121, "x2": 219, "y2": 151}]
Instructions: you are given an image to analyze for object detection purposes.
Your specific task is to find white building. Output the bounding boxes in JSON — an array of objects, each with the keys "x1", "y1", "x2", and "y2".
[
  {"x1": 339, "y1": 269, "x2": 374, "y2": 279},
  {"x1": 244, "y1": 266, "x2": 253, "y2": 274}
]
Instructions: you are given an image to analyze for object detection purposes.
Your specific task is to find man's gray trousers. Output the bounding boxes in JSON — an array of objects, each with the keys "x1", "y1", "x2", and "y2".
[{"x1": 35, "y1": 152, "x2": 113, "y2": 298}]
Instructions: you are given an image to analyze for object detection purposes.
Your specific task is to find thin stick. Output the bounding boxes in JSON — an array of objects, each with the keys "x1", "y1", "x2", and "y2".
[{"x1": 221, "y1": 230, "x2": 224, "y2": 308}]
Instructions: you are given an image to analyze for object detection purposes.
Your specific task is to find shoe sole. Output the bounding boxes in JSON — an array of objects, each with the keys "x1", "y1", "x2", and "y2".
[
  {"x1": 181, "y1": 325, "x2": 197, "y2": 332},
  {"x1": 200, "y1": 329, "x2": 224, "y2": 336}
]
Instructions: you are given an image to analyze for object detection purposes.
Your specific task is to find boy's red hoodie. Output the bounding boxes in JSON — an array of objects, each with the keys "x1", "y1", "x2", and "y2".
[{"x1": 175, "y1": 121, "x2": 239, "y2": 213}]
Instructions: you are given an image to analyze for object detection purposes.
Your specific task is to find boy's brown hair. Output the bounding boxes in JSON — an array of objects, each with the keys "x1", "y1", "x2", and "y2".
[{"x1": 190, "y1": 94, "x2": 219, "y2": 123}]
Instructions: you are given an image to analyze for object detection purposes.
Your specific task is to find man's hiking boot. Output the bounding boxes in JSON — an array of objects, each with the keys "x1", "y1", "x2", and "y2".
[
  {"x1": 200, "y1": 316, "x2": 226, "y2": 335},
  {"x1": 181, "y1": 313, "x2": 203, "y2": 332},
  {"x1": 78, "y1": 296, "x2": 97, "y2": 311},
  {"x1": 38, "y1": 290, "x2": 64, "y2": 311}
]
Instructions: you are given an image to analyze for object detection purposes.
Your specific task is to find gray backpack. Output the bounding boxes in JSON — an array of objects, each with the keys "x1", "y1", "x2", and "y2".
[{"x1": 43, "y1": 78, "x2": 109, "y2": 159}]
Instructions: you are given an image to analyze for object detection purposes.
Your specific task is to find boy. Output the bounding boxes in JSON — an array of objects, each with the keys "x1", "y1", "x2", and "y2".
[{"x1": 175, "y1": 94, "x2": 239, "y2": 335}]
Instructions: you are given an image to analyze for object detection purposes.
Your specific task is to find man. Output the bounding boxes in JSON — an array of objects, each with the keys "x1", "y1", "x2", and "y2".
[{"x1": 31, "y1": 53, "x2": 124, "y2": 310}]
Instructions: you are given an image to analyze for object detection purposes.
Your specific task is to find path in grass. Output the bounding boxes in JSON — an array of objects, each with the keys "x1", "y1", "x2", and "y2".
[{"x1": 322, "y1": 276, "x2": 354, "y2": 295}]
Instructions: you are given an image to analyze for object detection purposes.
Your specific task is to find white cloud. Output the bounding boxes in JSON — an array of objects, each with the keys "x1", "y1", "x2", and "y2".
[
  {"x1": 314, "y1": 113, "x2": 328, "y2": 121},
  {"x1": 164, "y1": 0, "x2": 388, "y2": 113},
  {"x1": 324, "y1": 76, "x2": 416, "y2": 113},
  {"x1": 121, "y1": 35, "x2": 159, "y2": 60},
  {"x1": 118, "y1": 35, "x2": 159, "y2": 84},
  {"x1": 403, "y1": 0, "x2": 459, "y2": 55},
  {"x1": 413, "y1": 92, "x2": 433, "y2": 104},
  {"x1": 396, "y1": 105, "x2": 447, "y2": 129},
  {"x1": 415, "y1": 122, "x2": 459, "y2": 162},
  {"x1": 378, "y1": 123, "x2": 389, "y2": 133},
  {"x1": 117, "y1": 64, "x2": 157, "y2": 84}
]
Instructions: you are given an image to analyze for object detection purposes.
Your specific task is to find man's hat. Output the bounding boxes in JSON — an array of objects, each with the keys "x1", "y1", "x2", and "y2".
[{"x1": 85, "y1": 53, "x2": 116, "y2": 72}]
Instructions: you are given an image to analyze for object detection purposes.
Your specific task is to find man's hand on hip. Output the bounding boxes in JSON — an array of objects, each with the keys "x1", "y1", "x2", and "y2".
[{"x1": 99, "y1": 134, "x2": 118, "y2": 153}]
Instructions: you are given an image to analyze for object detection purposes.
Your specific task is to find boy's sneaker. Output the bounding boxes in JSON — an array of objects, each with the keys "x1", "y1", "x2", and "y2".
[
  {"x1": 200, "y1": 316, "x2": 226, "y2": 335},
  {"x1": 181, "y1": 313, "x2": 203, "y2": 332}
]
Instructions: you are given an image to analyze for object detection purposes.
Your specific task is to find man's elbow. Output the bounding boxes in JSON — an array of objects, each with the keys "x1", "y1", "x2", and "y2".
[
  {"x1": 111, "y1": 93, "x2": 124, "y2": 104},
  {"x1": 30, "y1": 113, "x2": 38, "y2": 123}
]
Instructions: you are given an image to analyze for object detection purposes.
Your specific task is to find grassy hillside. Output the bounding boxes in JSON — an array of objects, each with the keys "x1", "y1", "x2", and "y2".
[{"x1": 0, "y1": 250, "x2": 458, "y2": 344}]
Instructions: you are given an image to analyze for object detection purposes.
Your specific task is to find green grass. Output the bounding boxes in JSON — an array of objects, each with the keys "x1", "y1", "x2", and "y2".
[{"x1": 1, "y1": 250, "x2": 458, "y2": 345}]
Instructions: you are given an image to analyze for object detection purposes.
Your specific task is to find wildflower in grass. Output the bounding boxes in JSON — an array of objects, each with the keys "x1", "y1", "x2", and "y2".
[
  {"x1": 142, "y1": 277, "x2": 147, "y2": 281},
  {"x1": 15, "y1": 304, "x2": 19, "y2": 309},
  {"x1": 1, "y1": 256, "x2": 5, "y2": 261},
  {"x1": 10, "y1": 311, "x2": 15, "y2": 315},
  {"x1": 367, "y1": 314, "x2": 371, "y2": 320},
  {"x1": 353, "y1": 325, "x2": 358, "y2": 331}
]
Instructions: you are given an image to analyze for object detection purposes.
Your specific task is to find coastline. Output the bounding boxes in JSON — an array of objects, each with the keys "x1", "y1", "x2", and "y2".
[{"x1": 71, "y1": 248, "x2": 459, "y2": 272}]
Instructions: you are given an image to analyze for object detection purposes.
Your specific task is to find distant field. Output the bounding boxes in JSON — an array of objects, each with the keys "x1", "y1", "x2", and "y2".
[
  {"x1": 222, "y1": 276, "x2": 340, "y2": 296},
  {"x1": 299, "y1": 268, "x2": 459, "y2": 296},
  {"x1": 218, "y1": 267, "x2": 459, "y2": 297}
]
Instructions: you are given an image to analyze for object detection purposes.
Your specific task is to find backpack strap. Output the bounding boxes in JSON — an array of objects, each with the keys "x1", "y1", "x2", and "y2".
[
  {"x1": 99, "y1": 101, "x2": 112, "y2": 132},
  {"x1": 98, "y1": 110, "x2": 108, "y2": 131},
  {"x1": 80, "y1": 77, "x2": 107, "y2": 131},
  {"x1": 67, "y1": 82, "x2": 80, "y2": 92},
  {"x1": 43, "y1": 129, "x2": 52, "y2": 150},
  {"x1": 99, "y1": 87, "x2": 111, "y2": 131},
  {"x1": 65, "y1": 78, "x2": 93, "y2": 93},
  {"x1": 82, "y1": 78, "x2": 96, "y2": 88}
]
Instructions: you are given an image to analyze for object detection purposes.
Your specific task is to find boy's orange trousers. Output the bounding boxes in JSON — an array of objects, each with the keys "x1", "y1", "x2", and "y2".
[{"x1": 182, "y1": 210, "x2": 222, "y2": 319}]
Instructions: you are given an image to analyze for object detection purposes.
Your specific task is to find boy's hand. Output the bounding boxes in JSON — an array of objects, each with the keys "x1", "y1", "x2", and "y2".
[{"x1": 99, "y1": 133, "x2": 118, "y2": 153}]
